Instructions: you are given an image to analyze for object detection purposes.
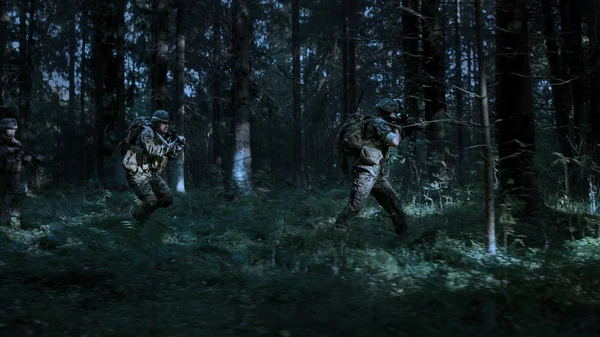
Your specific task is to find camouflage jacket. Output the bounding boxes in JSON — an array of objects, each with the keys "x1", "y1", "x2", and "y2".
[
  {"x1": 0, "y1": 137, "x2": 24, "y2": 173},
  {"x1": 354, "y1": 117, "x2": 398, "y2": 176},
  {"x1": 363, "y1": 117, "x2": 397, "y2": 151},
  {"x1": 122, "y1": 126, "x2": 174, "y2": 174}
]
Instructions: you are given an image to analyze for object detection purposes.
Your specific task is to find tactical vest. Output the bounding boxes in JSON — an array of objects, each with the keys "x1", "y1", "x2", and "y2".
[{"x1": 122, "y1": 126, "x2": 168, "y2": 174}]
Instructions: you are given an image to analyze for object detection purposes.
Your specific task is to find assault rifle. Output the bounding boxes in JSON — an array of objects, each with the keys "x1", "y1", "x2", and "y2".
[
  {"x1": 18, "y1": 148, "x2": 56, "y2": 167},
  {"x1": 156, "y1": 129, "x2": 186, "y2": 154},
  {"x1": 384, "y1": 113, "x2": 427, "y2": 141}
]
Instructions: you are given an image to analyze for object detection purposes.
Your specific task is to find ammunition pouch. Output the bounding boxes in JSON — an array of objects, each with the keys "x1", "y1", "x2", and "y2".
[
  {"x1": 0, "y1": 157, "x2": 22, "y2": 173},
  {"x1": 359, "y1": 145, "x2": 383, "y2": 166},
  {"x1": 122, "y1": 144, "x2": 168, "y2": 174}
]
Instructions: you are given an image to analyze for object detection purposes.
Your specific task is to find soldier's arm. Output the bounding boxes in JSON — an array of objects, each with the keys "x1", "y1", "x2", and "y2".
[
  {"x1": 139, "y1": 128, "x2": 171, "y2": 156},
  {"x1": 372, "y1": 118, "x2": 401, "y2": 148},
  {"x1": 0, "y1": 145, "x2": 19, "y2": 157}
]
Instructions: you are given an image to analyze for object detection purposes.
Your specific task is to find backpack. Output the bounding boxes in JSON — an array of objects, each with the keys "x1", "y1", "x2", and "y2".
[
  {"x1": 117, "y1": 116, "x2": 152, "y2": 155},
  {"x1": 336, "y1": 112, "x2": 372, "y2": 155}
]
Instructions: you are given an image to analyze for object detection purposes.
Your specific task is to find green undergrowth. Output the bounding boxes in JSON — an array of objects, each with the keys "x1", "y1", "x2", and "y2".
[{"x1": 1, "y1": 186, "x2": 599, "y2": 336}]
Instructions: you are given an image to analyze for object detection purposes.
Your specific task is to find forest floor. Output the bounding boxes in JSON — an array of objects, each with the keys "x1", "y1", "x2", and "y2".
[{"x1": 1, "y1": 185, "x2": 600, "y2": 336}]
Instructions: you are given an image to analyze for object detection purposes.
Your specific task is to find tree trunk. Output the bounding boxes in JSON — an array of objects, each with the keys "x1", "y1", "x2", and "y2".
[
  {"x1": 19, "y1": 0, "x2": 32, "y2": 141},
  {"x1": 402, "y1": 0, "x2": 420, "y2": 194},
  {"x1": 496, "y1": 0, "x2": 541, "y2": 214},
  {"x1": 230, "y1": 0, "x2": 255, "y2": 197},
  {"x1": 347, "y1": 0, "x2": 357, "y2": 110},
  {"x1": 68, "y1": 11, "x2": 76, "y2": 137},
  {"x1": 454, "y1": 0, "x2": 465, "y2": 185},
  {"x1": 114, "y1": 0, "x2": 127, "y2": 187},
  {"x1": 422, "y1": 0, "x2": 446, "y2": 178},
  {"x1": 171, "y1": 0, "x2": 186, "y2": 193},
  {"x1": 543, "y1": 0, "x2": 573, "y2": 195},
  {"x1": 0, "y1": 0, "x2": 5, "y2": 106},
  {"x1": 339, "y1": 0, "x2": 350, "y2": 180},
  {"x1": 292, "y1": 0, "x2": 305, "y2": 187},
  {"x1": 559, "y1": 0, "x2": 584, "y2": 150},
  {"x1": 80, "y1": 9, "x2": 88, "y2": 183},
  {"x1": 588, "y1": 2, "x2": 600, "y2": 166},
  {"x1": 151, "y1": 0, "x2": 169, "y2": 112},
  {"x1": 91, "y1": 1, "x2": 113, "y2": 182},
  {"x1": 543, "y1": 0, "x2": 572, "y2": 158},
  {"x1": 476, "y1": 0, "x2": 495, "y2": 254},
  {"x1": 212, "y1": 0, "x2": 223, "y2": 172}
]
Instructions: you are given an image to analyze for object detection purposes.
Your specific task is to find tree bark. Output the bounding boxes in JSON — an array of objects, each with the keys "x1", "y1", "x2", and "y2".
[
  {"x1": 91, "y1": 1, "x2": 114, "y2": 181},
  {"x1": 114, "y1": 0, "x2": 127, "y2": 187},
  {"x1": 292, "y1": 0, "x2": 305, "y2": 187},
  {"x1": 339, "y1": 0, "x2": 350, "y2": 180},
  {"x1": 171, "y1": 0, "x2": 186, "y2": 193},
  {"x1": 559, "y1": 0, "x2": 584, "y2": 149},
  {"x1": 402, "y1": 0, "x2": 420, "y2": 194},
  {"x1": 587, "y1": 1, "x2": 600, "y2": 166},
  {"x1": 80, "y1": 8, "x2": 88, "y2": 183},
  {"x1": 0, "y1": 0, "x2": 5, "y2": 106},
  {"x1": 151, "y1": 0, "x2": 169, "y2": 112},
  {"x1": 230, "y1": 0, "x2": 255, "y2": 197},
  {"x1": 212, "y1": 0, "x2": 223, "y2": 171},
  {"x1": 19, "y1": 0, "x2": 32, "y2": 141},
  {"x1": 543, "y1": 0, "x2": 572, "y2": 160},
  {"x1": 347, "y1": 0, "x2": 357, "y2": 110},
  {"x1": 476, "y1": 0, "x2": 495, "y2": 254},
  {"x1": 454, "y1": 0, "x2": 465, "y2": 185},
  {"x1": 422, "y1": 0, "x2": 446, "y2": 177},
  {"x1": 496, "y1": 0, "x2": 541, "y2": 214}
]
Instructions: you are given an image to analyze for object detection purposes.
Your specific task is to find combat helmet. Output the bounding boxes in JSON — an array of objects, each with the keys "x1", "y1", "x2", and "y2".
[
  {"x1": 151, "y1": 110, "x2": 170, "y2": 124},
  {"x1": 0, "y1": 118, "x2": 18, "y2": 130},
  {"x1": 375, "y1": 98, "x2": 401, "y2": 114}
]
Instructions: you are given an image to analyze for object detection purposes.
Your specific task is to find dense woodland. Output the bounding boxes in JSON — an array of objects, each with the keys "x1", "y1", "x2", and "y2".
[{"x1": 1, "y1": 0, "x2": 600, "y2": 335}]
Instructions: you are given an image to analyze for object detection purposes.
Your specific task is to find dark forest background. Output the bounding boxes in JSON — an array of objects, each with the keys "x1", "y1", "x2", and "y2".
[{"x1": 2, "y1": 0, "x2": 600, "y2": 336}]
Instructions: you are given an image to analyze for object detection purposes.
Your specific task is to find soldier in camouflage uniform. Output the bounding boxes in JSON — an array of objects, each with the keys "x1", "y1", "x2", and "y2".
[
  {"x1": 335, "y1": 98, "x2": 408, "y2": 235},
  {"x1": 122, "y1": 110, "x2": 185, "y2": 223},
  {"x1": 0, "y1": 118, "x2": 32, "y2": 227}
]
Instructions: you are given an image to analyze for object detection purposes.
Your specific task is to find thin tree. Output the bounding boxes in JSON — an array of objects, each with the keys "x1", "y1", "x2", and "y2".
[
  {"x1": 0, "y1": 0, "x2": 6, "y2": 106},
  {"x1": 115, "y1": 0, "x2": 127, "y2": 187},
  {"x1": 171, "y1": 0, "x2": 186, "y2": 193},
  {"x1": 151, "y1": 0, "x2": 169, "y2": 112},
  {"x1": 454, "y1": 0, "x2": 466, "y2": 185},
  {"x1": 19, "y1": 0, "x2": 32, "y2": 140},
  {"x1": 476, "y1": 0, "x2": 495, "y2": 254},
  {"x1": 211, "y1": 0, "x2": 223, "y2": 171},
  {"x1": 292, "y1": 0, "x2": 305, "y2": 186}
]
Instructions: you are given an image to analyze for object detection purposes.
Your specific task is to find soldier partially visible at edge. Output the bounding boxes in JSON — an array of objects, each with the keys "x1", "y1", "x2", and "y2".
[
  {"x1": 121, "y1": 110, "x2": 185, "y2": 224},
  {"x1": 0, "y1": 118, "x2": 33, "y2": 227},
  {"x1": 334, "y1": 98, "x2": 409, "y2": 236}
]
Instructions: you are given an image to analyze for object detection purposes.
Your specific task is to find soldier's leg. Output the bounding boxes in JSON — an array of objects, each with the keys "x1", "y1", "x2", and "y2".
[
  {"x1": 371, "y1": 175, "x2": 408, "y2": 235},
  {"x1": 150, "y1": 173, "x2": 173, "y2": 209},
  {"x1": 126, "y1": 172, "x2": 158, "y2": 223},
  {"x1": 0, "y1": 175, "x2": 8, "y2": 220},
  {"x1": 335, "y1": 169, "x2": 378, "y2": 230},
  {"x1": 7, "y1": 173, "x2": 26, "y2": 228}
]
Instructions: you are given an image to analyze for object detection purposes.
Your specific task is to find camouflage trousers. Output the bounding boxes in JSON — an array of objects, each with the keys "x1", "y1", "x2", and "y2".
[
  {"x1": 335, "y1": 163, "x2": 408, "y2": 235},
  {"x1": 126, "y1": 171, "x2": 173, "y2": 223},
  {"x1": 0, "y1": 173, "x2": 26, "y2": 227}
]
